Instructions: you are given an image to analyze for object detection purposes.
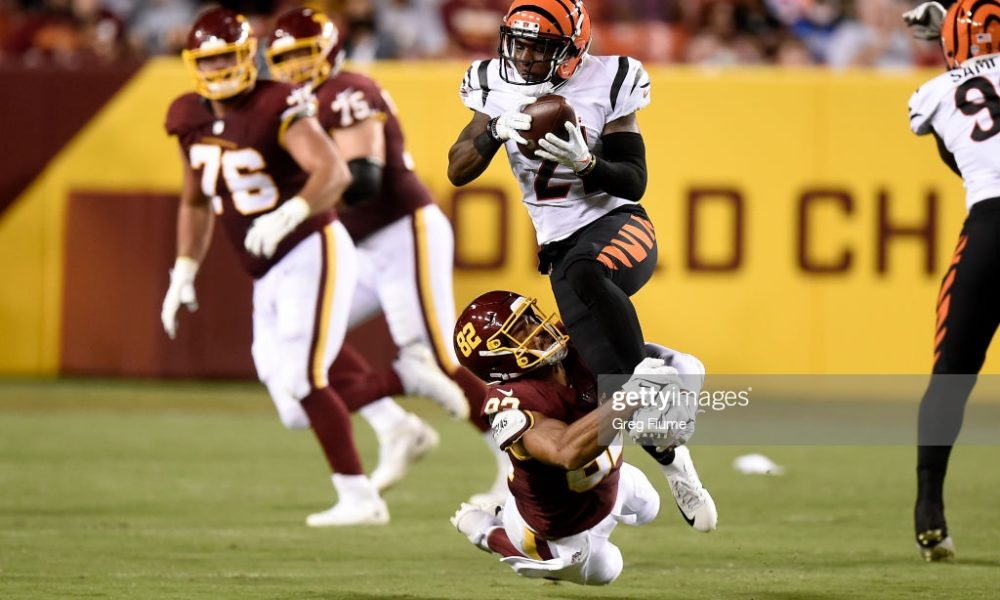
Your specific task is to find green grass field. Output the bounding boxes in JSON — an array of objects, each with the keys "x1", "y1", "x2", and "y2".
[{"x1": 1, "y1": 379, "x2": 997, "y2": 600}]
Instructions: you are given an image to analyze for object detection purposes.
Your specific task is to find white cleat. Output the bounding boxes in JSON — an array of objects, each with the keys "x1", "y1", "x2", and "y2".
[
  {"x1": 306, "y1": 497, "x2": 389, "y2": 527},
  {"x1": 662, "y1": 445, "x2": 717, "y2": 532},
  {"x1": 394, "y1": 344, "x2": 470, "y2": 420},
  {"x1": 370, "y1": 414, "x2": 440, "y2": 492},
  {"x1": 450, "y1": 502, "x2": 500, "y2": 552}
]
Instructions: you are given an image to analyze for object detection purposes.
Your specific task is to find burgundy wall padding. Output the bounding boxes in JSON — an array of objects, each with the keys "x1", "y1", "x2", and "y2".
[
  {"x1": 0, "y1": 63, "x2": 142, "y2": 217},
  {"x1": 60, "y1": 191, "x2": 396, "y2": 379}
]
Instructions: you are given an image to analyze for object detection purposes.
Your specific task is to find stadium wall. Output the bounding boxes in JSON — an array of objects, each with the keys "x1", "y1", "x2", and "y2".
[{"x1": 0, "y1": 58, "x2": 977, "y2": 377}]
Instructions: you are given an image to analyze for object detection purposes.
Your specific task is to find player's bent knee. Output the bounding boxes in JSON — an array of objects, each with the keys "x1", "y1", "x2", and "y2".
[
  {"x1": 582, "y1": 544, "x2": 623, "y2": 586},
  {"x1": 620, "y1": 462, "x2": 660, "y2": 525},
  {"x1": 276, "y1": 403, "x2": 311, "y2": 430},
  {"x1": 262, "y1": 380, "x2": 313, "y2": 430},
  {"x1": 273, "y1": 363, "x2": 313, "y2": 403},
  {"x1": 633, "y1": 479, "x2": 660, "y2": 525}
]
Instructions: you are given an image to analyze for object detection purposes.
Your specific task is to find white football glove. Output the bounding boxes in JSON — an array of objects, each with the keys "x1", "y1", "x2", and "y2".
[
  {"x1": 536, "y1": 121, "x2": 594, "y2": 174},
  {"x1": 634, "y1": 356, "x2": 668, "y2": 376},
  {"x1": 622, "y1": 357, "x2": 698, "y2": 448},
  {"x1": 618, "y1": 358, "x2": 676, "y2": 401},
  {"x1": 902, "y1": 1, "x2": 946, "y2": 40},
  {"x1": 489, "y1": 97, "x2": 536, "y2": 145},
  {"x1": 629, "y1": 392, "x2": 699, "y2": 449},
  {"x1": 244, "y1": 196, "x2": 310, "y2": 258},
  {"x1": 625, "y1": 361, "x2": 699, "y2": 449},
  {"x1": 161, "y1": 256, "x2": 199, "y2": 340}
]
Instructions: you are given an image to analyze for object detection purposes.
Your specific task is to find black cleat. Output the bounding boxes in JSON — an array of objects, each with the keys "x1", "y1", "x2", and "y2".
[
  {"x1": 916, "y1": 528, "x2": 955, "y2": 562},
  {"x1": 915, "y1": 499, "x2": 954, "y2": 562}
]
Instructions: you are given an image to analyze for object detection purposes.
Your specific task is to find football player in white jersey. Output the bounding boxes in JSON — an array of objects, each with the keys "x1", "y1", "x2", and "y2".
[
  {"x1": 905, "y1": 0, "x2": 1000, "y2": 562},
  {"x1": 448, "y1": 0, "x2": 716, "y2": 530},
  {"x1": 449, "y1": 0, "x2": 653, "y2": 386}
]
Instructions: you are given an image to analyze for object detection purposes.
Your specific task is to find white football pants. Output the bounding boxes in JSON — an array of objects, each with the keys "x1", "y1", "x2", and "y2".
[{"x1": 499, "y1": 461, "x2": 660, "y2": 585}]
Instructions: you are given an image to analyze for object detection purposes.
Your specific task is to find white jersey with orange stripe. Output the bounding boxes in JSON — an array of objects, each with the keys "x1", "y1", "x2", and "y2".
[
  {"x1": 459, "y1": 54, "x2": 651, "y2": 245},
  {"x1": 910, "y1": 54, "x2": 1000, "y2": 210}
]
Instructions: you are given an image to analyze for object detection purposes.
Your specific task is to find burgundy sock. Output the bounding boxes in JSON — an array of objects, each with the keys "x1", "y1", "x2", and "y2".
[
  {"x1": 329, "y1": 345, "x2": 404, "y2": 411},
  {"x1": 453, "y1": 366, "x2": 490, "y2": 432},
  {"x1": 486, "y1": 528, "x2": 524, "y2": 558},
  {"x1": 300, "y1": 387, "x2": 363, "y2": 475}
]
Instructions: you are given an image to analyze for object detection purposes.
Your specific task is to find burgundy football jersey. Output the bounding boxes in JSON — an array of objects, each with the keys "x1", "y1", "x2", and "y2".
[
  {"x1": 484, "y1": 363, "x2": 621, "y2": 540},
  {"x1": 314, "y1": 70, "x2": 433, "y2": 241},
  {"x1": 165, "y1": 80, "x2": 337, "y2": 278}
]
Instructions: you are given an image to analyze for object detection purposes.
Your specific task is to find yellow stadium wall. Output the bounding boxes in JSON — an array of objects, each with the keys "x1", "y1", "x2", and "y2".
[{"x1": 0, "y1": 58, "x2": 977, "y2": 376}]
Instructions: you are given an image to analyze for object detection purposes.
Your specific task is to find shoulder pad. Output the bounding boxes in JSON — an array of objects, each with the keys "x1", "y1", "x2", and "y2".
[
  {"x1": 459, "y1": 59, "x2": 495, "y2": 112},
  {"x1": 607, "y1": 56, "x2": 650, "y2": 121},
  {"x1": 490, "y1": 409, "x2": 534, "y2": 451},
  {"x1": 281, "y1": 86, "x2": 318, "y2": 121},
  {"x1": 909, "y1": 73, "x2": 951, "y2": 136},
  {"x1": 278, "y1": 86, "x2": 318, "y2": 147},
  {"x1": 164, "y1": 93, "x2": 210, "y2": 137}
]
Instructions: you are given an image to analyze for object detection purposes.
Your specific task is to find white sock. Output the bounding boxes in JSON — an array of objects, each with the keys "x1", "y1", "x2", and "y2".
[
  {"x1": 359, "y1": 397, "x2": 408, "y2": 439},
  {"x1": 332, "y1": 473, "x2": 378, "y2": 503}
]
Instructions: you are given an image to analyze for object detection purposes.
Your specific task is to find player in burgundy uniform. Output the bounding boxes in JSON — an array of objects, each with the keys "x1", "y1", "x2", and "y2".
[
  {"x1": 447, "y1": 290, "x2": 717, "y2": 585},
  {"x1": 160, "y1": 7, "x2": 387, "y2": 527},
  {"x1": 265, "y1": 7, "x2": 510, "y2": 504}
]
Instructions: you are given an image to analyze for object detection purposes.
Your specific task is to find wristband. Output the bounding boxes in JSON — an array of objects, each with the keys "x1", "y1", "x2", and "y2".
[
  {"x1": 172, "y1": 256, "x2": 199, "y2": 280},
  {"x1": 487, "y1": 117, "x2": 503, "y2": 143},
  {"x1": 576, "y1": 154, "x2": 598, "y2": 176}
]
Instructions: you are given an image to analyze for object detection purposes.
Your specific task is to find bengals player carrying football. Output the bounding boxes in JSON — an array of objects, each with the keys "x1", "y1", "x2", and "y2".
[
  {"x1": 448, "y1": 291, "x2": 716, "y2": 585},
  {"x1": 448, "y1": 0, "x2": 654, "y2": 379},
  {"x1": 447, "y1": 0, "x2": 716, "y2": 524},
  {"x1": 265, "y1": 7, "x2": 511, "y2": 505},
  {"x1": 905, "y1": 0, "x2": 1000, "y2": 561},
  {"x1": 160, "y1": 7, "x2": 386, "y2": 527}
]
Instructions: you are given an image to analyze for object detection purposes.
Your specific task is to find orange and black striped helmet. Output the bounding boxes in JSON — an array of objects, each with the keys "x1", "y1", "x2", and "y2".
[
  {"x1": 942, "y1": 0, "x2": 1000, "y2": 69},
  {"x1": 498, "y1": 0, "x2": 592, "y2": 85}
]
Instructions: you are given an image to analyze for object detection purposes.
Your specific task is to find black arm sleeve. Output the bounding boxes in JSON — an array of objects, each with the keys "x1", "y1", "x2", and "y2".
[
  {"x1": 580, "y1": 132, "x2": 647, "y2": 201},
  {"x1": 474, "y1": 128, "x2": 503, "y2": 159},
  {"x1": 343, "y1": 158, "x2": 384, "y2": 206},
  {"x1": 932, "y1": 129, "x2": 961, "y2": 177}
]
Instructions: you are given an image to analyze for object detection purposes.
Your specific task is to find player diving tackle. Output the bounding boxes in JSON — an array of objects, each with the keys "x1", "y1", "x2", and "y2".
[{"x1": 448, "y1": 291, "x2": 716, "y2": 585}]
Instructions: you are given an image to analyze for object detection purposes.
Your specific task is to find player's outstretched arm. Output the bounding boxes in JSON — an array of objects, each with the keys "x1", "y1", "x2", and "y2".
[
  {"x1": 516, "y1": 401, "x2": 637, "y2": 471},
  {"x1": 176, "y1": 147, "x2": 214, "y2": 264},
  {"x1": 448, "y1": 111, "x2": 498, "y2": 186},
  {"x1": 162, "y1": 148, "x2": 214, "y2": 339},
  {"x1": 515, "y1": 412, "x2": 604, "y2": 471},
  {"x1": 903, "y1": 2, "x2": 948, "y2": 40}
]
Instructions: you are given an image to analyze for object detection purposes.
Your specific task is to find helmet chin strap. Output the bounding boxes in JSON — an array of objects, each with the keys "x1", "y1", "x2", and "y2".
[{"x1": 505, "y1": 64, "x2": 572, "y2": 97}]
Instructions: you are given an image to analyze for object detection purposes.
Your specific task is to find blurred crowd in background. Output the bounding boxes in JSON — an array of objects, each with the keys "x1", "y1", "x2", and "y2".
[{"x1": 0, "y1": 0, "x2": 945, "y2": 68}]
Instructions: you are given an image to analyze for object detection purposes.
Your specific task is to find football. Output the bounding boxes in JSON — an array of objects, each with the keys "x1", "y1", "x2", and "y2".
[{"x1": 517, "y1": 94, "x2": 577, "y2": 161}]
